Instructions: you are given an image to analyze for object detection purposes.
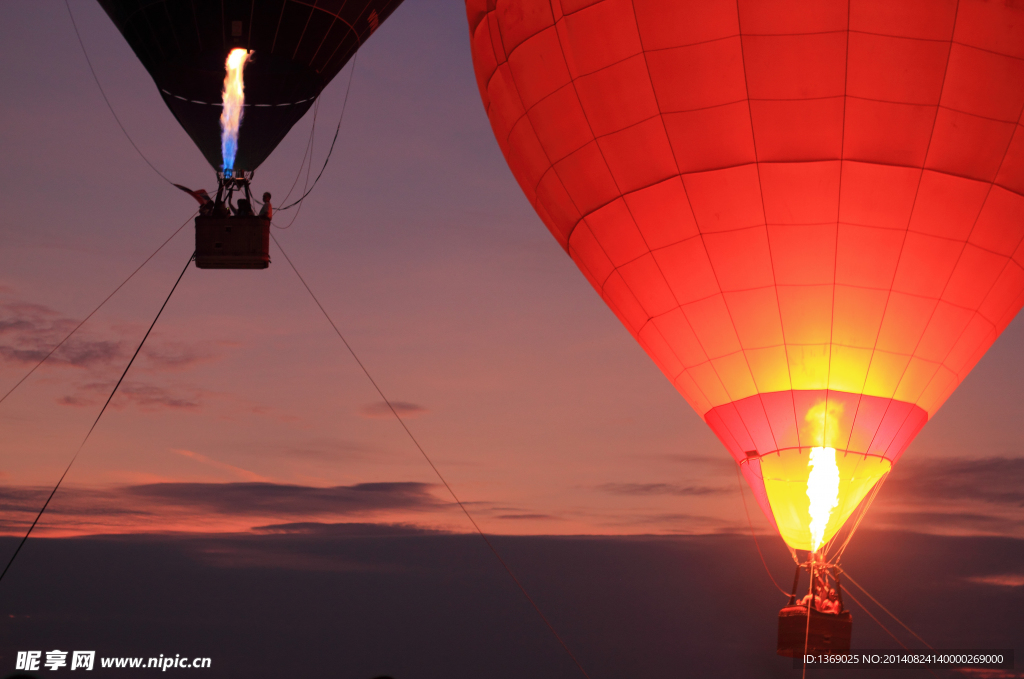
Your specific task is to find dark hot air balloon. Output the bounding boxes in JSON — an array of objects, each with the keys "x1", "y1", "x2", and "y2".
[
  {"x1": 100, "y1": 0, "x2": 404, "y2": 268},
  {"x1": 98, "y1": 0, "x2": 404, "y2": 173}
]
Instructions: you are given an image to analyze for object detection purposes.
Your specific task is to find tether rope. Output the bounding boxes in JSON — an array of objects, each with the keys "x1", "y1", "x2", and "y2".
[
  {"x1": 276, "y1": 55, "x2": 357, "y2": 212},
  {"x1": 0, "y1": 251, "x2": 194, "y2": 586},
  {"x1": 0, "y1": 212, "x2": 196, "y2": 408},
  {"x1": 274, "y1": 98, "x2": 320, "y2": 212},
  {"x1": 842, "y1": 586, "x2": 940, "y2": 679},
  {"x1": 65, "y1": 0, "x2": 174, "y2": 186},
  {"x1": 843, "y1": 570, "x2": 934, "y2": 649},
  {"x1": 827, "y1": 473, "x2": 889, "y2": 565},
  {"x1": 734, "y1": 463, "x2": 790, "y2": 597},
  {"x1": 271, "y1": 96, "x2": 319, "y2": 230},
  {"x1": 270, "y1": 234, "x2": 591, "y2": 678},
  {"x1": 841, "y1": 586, "x2": 908, "y2": 648}
]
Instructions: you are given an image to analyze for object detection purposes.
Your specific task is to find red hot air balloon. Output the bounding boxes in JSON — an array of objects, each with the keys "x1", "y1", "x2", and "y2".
[{"x1": 466, "y1": 0, "x2": 1024, "y2": 649}]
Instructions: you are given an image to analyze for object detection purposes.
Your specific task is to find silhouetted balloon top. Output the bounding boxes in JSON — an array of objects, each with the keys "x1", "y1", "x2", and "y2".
[{"x1": 99, "y1": 0, "x2": 404, "y2": 172}]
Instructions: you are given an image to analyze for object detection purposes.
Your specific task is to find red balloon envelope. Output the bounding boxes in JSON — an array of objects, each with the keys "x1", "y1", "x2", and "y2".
[{"x1": 466, "y1": 0, "x2": 1024, "y2": 551}]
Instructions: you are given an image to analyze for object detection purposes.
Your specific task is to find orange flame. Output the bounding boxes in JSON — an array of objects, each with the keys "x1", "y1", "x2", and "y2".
[{"x1": 220, "y1": 48, "x2": 250, "y2": 171}]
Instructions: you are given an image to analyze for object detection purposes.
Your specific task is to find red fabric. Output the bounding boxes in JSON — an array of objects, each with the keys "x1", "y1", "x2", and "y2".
[
  {"x1": 705, "y1": 390, "x2": 927, "y2": 465},
  {"x1": 468, "y1": 0, "x2": 1024, "y2": 472}
]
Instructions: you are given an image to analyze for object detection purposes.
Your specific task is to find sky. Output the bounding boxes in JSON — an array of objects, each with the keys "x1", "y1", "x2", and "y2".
[{"x1": 1, "y1": 1, "x2": 1023, "y2": 676}]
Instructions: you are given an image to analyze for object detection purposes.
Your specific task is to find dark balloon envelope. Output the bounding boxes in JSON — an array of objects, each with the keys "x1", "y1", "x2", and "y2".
[{"x1": 99, "y1": 0, "x2": 404, "y2": 172}]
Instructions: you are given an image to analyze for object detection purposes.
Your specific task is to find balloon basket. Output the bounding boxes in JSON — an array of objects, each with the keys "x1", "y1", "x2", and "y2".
[
  {"x1": 777, "y1": 605, "x2": 852, "y2": 656},
  {"x1": 195, "y1": 216, "x2": 270, "y2": 269}
]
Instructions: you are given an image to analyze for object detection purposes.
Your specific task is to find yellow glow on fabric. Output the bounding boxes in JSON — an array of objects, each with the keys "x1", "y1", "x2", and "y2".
[
  {"x1": 803, "y1": 399, "x2": 844, "y2": 449},
  {"x1": 760, "y1": 449, "x2": 890, "y2": 551}
]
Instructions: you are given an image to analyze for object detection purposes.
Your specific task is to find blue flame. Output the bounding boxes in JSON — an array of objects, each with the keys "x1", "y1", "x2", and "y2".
[{"x1": 221, "y1": 136, "x2": 238, "y2": 172}]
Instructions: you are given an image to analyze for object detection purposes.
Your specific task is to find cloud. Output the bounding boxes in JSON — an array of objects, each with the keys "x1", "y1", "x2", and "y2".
[
  {"x1": 58, "y1": 380, "x2": 203, "y2": 411},
  {"x1": 0, "y1": 299, "x2": 220, "y2": 374},
  {"x1": 496, "y1": 513, "x2": 556, "y2": 520},
  {"x1": 0, "y1": 486, "x2": 155, "y2": 521},
  {"x1": 251, "y1": 521, "x2": 445, "y2": 537},
  {"x1": 124, "y1": 481, "x2": 442, "y2": 517},
  {"x1": 141, "y1": 340, "x2": 219, "y2": 370},
  {"x1": 0, "y1": 481, "x2": 447, "y2": 537},
  {"x1": 0, "y1": 300, "x2": 123, "y2": 368},
  {"x1": 359, "y1": 401, "x2": 428, "y2": 419},
  {"x1": 966, "y1": 574, "x2": 1024, "y2": 587},
  {"x1": 116, "y1": 382, "x2": 201, "y2": 410},
  {"x1": 870, "y1": 510, "x2": 1024, "y2": 531},
  {"x1": 597, "y1": 482, "x2": 727, "y2": 497},
  {"x1": 885, "y1": 457, "x2": 1024, "y2": 507},
  {"x1": 56, "y1": 394, "x2": 94, "y2": 406},
  {"x1": 865, "y1": 458, "x2": 1024, "y2": 537}
]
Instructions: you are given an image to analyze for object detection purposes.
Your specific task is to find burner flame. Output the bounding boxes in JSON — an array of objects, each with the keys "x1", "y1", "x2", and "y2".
[
  {"x1": 220, "y1": 48, "x2": 250, "y2": 172},
  {"x1": 806, "y1": 446, "x2": 840, "y2": 553}
]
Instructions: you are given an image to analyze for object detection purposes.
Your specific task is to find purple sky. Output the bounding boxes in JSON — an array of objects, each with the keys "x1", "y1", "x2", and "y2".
[
  {"x1": 1, "y1": 0, "x2": 1023, "y2": 548},
  {"x1": 1, "y1": 3, "x2": 1024, "y2": 676}
]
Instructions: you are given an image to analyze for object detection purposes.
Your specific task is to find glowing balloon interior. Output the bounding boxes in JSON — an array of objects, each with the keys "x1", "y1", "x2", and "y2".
[{"x1": 467, "y1": 0, "x2": 1024, "y2": 551}]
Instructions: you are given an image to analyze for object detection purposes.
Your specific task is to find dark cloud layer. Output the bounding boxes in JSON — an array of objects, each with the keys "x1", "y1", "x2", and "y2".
[
  {"x1": 125, "y1": 481, "x2": 441, "y2": 516},
  {"x1": 0, "y1": 481, "x2": 444, "y2": 535},
  {"x1": 886, "y1": 457, "x2": 1024, "y2": 507},
  {"x1": 0, "y1": 530, "x2": 1021, "y2": 679}
]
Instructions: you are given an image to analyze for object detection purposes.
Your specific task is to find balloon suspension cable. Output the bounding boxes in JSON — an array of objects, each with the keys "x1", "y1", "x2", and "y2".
[
  {"x1": 270, "y1": 234, "x2": 591, "y2": 679},
  {"x1": 212, "y1": 171, "x2": 257, "y2": 217},
  {"x1": 0, "y1": 212, "x2": 196, "y2": 409},
  {"x1": 794, "y1": 551, "x2": 854, "y2": 679},
  {"x1": 734, "y1": 463, "x2": 790, "y2": 597},
  {"x1": 840, "y1": 584, "x2": 907, "y2": 648},
  {"x1": 64, "y1": 0, "x2": 174, "y2": 186},
  {"x1": 272, "y1": 98, "x2": 320, "y2": 230},
  {"x1": 842, "y1": 570, "x2": 934, "y2": 649},
  {"x1": 840, "y1": 582, "x2": 941, "y2": 679},
  {"x1": 271, "y1": 96, "x2": 321, "y2": 226},
  {"x1": 276, "y1": 54, "x2": 357, "y2": 213},
  {"x1": 826, "y1": 471, "x2": 890, "y2": 565},
  {"x1": 0, "y1": 251, "x2": 193, "y2": 587},
  {"x1": 802, "y1": 554, "x2": 814, "y2": 679}
]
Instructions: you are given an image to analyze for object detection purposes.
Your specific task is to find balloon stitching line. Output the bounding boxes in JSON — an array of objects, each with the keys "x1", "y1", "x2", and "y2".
[
  {"x1": 270, "y1": 233, "x2": 592, "y2": 679},
  {"x1": 0, "y1": 250, "x2": 195, "y2": 587}
]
